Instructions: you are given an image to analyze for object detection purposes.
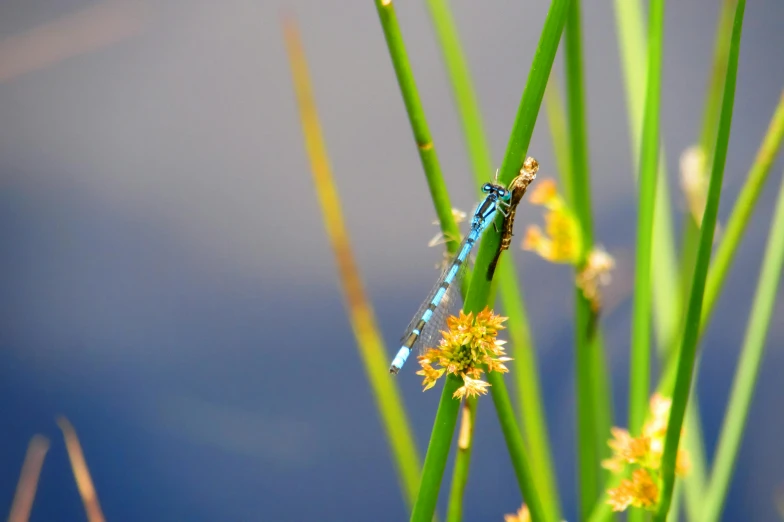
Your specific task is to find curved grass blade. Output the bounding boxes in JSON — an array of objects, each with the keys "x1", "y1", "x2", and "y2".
[
  {"x1": 701, "y1": 89, "x2": 784, "y2": 332},
  {"x1": 701, "y1": 170, "x2": 784, "y2": 521},
  {"x1": 612, "y1": 0, "x2": 680, "y2": 351},
  {"x1": 374, "y1": 0, "x2": 461, "y2": 257},
  {"x1": 283, "y1": 17, "x2": 423, "y2": 507},
  {"x1": 654, "y1": 2, "x2": 746, "y2": 518},
  {"x1": 628, "y1": 0, "x2": 664, "y2": 437},
  {"x1": 563, "y1": 2, "x2": 615, "y2": 515}
]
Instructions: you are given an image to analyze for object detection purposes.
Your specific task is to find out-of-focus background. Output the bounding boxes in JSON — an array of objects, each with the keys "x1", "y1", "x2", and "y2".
[{"x1": 1, "y1": 0, "x2": 783, "y2": 520}]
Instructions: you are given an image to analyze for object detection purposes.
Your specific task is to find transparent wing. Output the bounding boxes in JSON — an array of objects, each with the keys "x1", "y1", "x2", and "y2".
[
  {"x1": 400, "y1": 247, "x2": 472, "y2": 355},
  {"x1": 415, "y1": 267, "x2": 466, "y2": 354}
]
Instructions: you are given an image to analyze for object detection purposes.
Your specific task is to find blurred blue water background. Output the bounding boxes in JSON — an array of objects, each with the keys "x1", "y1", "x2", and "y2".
[{"x1": 1, "y1": 1, "x2": 784, "y2": 520}]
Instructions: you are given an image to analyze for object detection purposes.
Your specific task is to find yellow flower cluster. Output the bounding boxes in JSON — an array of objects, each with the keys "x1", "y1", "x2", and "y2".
[
  {"x1": 603, "y1": 394, "x2": 691, "y2": 512},
  {"x1": 522, "y1": 180, "x2": 614, "y2": 311},
  {"x1": 522, "y1": 179, "x2": 583, "y2": 264},
  {"x1": 416, "y1": 308, "x2": 510, "y2": 400},
  {"x1": 574, "y1": 246, "x2": 615, "y2": 312}
]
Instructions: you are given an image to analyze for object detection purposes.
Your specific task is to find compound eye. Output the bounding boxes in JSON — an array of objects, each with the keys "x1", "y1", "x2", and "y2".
[{"x1": 481, "y1": 183, "x2": 492, "y2": 193}]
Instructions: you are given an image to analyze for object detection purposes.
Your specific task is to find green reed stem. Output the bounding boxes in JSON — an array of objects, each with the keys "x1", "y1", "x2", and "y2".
[
  {"x1": 485, "y1": 369, "x2": 546, "y2": 520},
  {"x1": 424, "y1": 0, "x2": 493, "y2": 179},
  {"x1": 411, "y1": 376, "x2": 463, "y2": 522},
  {"x1": 621, "y1": 7, "x2": 667, "y2": 520},
  {"x1": 461, "y1": 2, "x2": 571, "y2": 520},
  {"x1": 701, "y1": 169, "x2": 784, "y2": 522},
  {"x1": 612, "y1": 0, "x2": 680, "y2": 348},
  {"x1": 669, "y1": 5, "x2": 738, "y2": 515},
  {"x1": 699, "y1": 0, "x2": 739, "y2": 162},
  {"x1": 629, "y1": 0, "x2": 664, "y2": 435},
  {"x1": 683, "y1": 392, "x2": 708, "y2": 522},
  {"x1": 586, "y1": 473, "x2": 621, "y2": 522},
  {"x1": 544, "y1": 73, "x2": 618, "y2": 520},
  {"x1": 372, "y1": 3, "x2": 475, "y2": 519},
  {"x1": 658, "y1": 90, "x2": 784, "y2": 395},
  {"x1": 374, "y1": 0, "x2": 460, "y2": 255},
  {"x1": 379, "y1": 0, "x2": 569, "y2": 519},
  {"x1": 422, "y1": 8, "x2": 490, "y2": 516},
  {"x1": 654, "y1": 2, "x2": 745, "y2": 518},
  {"x1": 573, "y1": 297, "x2": 599, "y2": 517},
  {"x1": 423, "y1": 1, "x2": 563, "y2": 518},
  {"x1": 660, "y1": 88, "x2": 784, "y2": 460},
  {"x1": 564, "y1": 1, "x2": 612, "y2": 516},
  {"x1": 496, "y1": 0, "x2": 572, "y2": 187},
  {"x1": 701, "y1": 90, "x2": 784, "y2": 332},
  {"x1": 589, "y1": 329, "x2": 613, "y2": 470},
  {"x1": 544, "y1": 77, "x2": 574, "y2": 204},
  {"x1": 563, "y1": 1, "x2": 594, "y2": 258},
  {"x1": 497, "y1": 258, "x2": 562, "y2": 521},
  {"x1": 664, "y1": 5, "x2": 744, "y2": 514}
]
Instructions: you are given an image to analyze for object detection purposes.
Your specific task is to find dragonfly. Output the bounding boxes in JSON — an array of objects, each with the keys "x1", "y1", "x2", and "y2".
[
  {"x1": 389, "y1": 181, "x2": 512, "y2": 374},
  {"x1": 486, "y1": 156, "x2": 539, "y2": 280}
]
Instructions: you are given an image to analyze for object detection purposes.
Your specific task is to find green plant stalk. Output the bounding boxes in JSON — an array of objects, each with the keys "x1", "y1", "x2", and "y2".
[
  {"x1": 668, "y1": 5, "x2": 738, "y2": 512},
  {"x1": 612, "y1": 0, "x2": 710, "y2": 512},
  {"x1": 699, "y1": 0, "x2": 739, "y2": 161},
  {"x1": 701, "y1": 89, "x2": 784, "y2": 332},
  {"x1": 424, "y1": 0, "x2": 493, "y2": 179},
  {"x1": 424, "y1": 2, "x2": 562, "y2": 517},
  {"x1": 370, "y1": 2, "x2": 481, "y2": 518},
  {"x1": 411, "y1": 376, "x2": 464, "y2": 522},
  {"x1": 462, "y1": 2, "x2": 571, "y2": 521},
  {"x1": 683, "y1": 85, "x2": 784, "y2": 519},
  {"x1": 564, "y1": 2, "x2": 614, "y2": 515},
  {"x1": 664, "y1": 88, "x2": 784, "y2": 509},
  {"x1": 544, "y1": 77, "x2": 575, "y2": 205},
  {"x1": 485, "y1": 369, "x2": 546, "y2": 521},
  {"x1": 587, "y1": 473, "x2": 622, "y2": 522},
  {"x1": 445, "y1": 398, "x2": 477, "y2": 522},
  {"x1": 406, "y1": 0, "x2": 572, "y2": 518},
  {"x1": 612, "y1": 0, "x2": 680, "y2": 349},
  {"x1": 667, "y1": 0, "x2": 738, "y2": 361},
  {"x1": 427, "y1": 4, "x2": 492, "y2": 512},
  {"x1": 496, "y1": 0, "x2": 572, "y2": 186},
  {"x1": 701, "y1": 169, "x2": 784, "y2": 521},
  {"x1": 658, "y1": 90, "x2": 784, "y2": 394},
  {"x1": 544, "y1": 73, "x2": 617, "y2": 517},
  {"x1": 683, "y1": 392, "x2": 708, "y2": 522},
  {"x1": 673, "y1": 0, "x2": 737, "y2": 303},
  {"x1": 563, "y1": 2, "x2": 594, "y2": 257},
  {"x1": 574, "y1": 296, "x2": 599, "y2": 516},
  {"x1": 629, "y1": 31, "x2": 664, "y2": 520},
  {"x1": 629, "y1": 0, "x2": 664, "y2": 436},
  {"x1": 545, "y1": 67, "x2": 615, "y2": 511},
  {"x1": 589, "y1": 329, "x2": 613, "y2": 467},
  {"x1": 283, "y1": 19, "x2": 423, "y2": 507},
  {"x1": 669, "y1": 483, "x2": 682, "y2": 522},
  {"x1": 374, "y1": 0, "x2": 460, "y2": 255},
  {"x1": 673, "y1": 0, "x2": 736, "y2": 353},
  {"x1": 654, "y1": 2, "x2": 745, "y2": 518},
  {"x1": 626, "y1": 0, "x2": 667, "y2": 505},
  {"x1": 676, "y1": 223, "x2": 699, "y2": 330},
  {"x1": 497, "y1": 257, "x2": 562, "y2": 522}
]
